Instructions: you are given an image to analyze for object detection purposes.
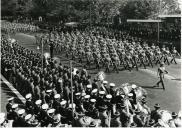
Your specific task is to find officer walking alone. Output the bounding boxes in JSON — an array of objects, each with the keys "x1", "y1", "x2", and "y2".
[{"x1": 153, "y1": 62, "x2": 168, "y2": 90}]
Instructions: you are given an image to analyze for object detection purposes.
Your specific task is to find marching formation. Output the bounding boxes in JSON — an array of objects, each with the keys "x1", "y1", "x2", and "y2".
[
  {"x1": 36, "y1": 26, "x2": 180, "y2": 72},
  {"x1": 1, "y1": 21, "x2": 40, "y2": 34},
  {"x1": 1, "y1": 34, "x2": 181, "y2": 127}
]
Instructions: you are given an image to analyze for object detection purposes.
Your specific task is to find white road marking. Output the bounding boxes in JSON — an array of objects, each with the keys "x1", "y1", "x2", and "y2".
[{"x1": 1, "y1": 75, "x2": 26, "y2": 104}]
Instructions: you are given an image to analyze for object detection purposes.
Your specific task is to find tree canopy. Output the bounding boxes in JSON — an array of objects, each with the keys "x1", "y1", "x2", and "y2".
[{"x1": 1, "y1": 0, "x2": 181, "y2": 22}]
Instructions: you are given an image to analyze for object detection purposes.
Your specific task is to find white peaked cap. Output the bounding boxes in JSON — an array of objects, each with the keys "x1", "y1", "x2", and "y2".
[
  {"x1": 12, "y1": 104, "x2": 18, "y2": 109},
  {"x1": 18, "y1": 109, "x2": 25, "y2": 115},
  {"x1": 42, "y1": 104, "x2": 49, "y2": 110},
  {"x1": 131, "y1": 84, "x2": 137, "y2": 89},
  {"x1": 103, "y1": 81, "x2": 108, "y2": 84},
  {"x1": 99, "y1": 91, "x2": 105, "y2": 95},
  {"x1": 90, "y1": 99, "x2": 96, "y2": 103},
  {"x1": 92, "y1": 89, "x2": 98, "y2": 93},
  {"x1": 109, "y1": 83, "x2": 115, "y2": 87},
  {"x1": 25, "y1": 93, "x2": 32, "y2": 99},
  {"x1": 84, "y1": 95, "x2": 90, "y2": 99},
  {"x1": 60, "y1": 100, "x2": 67, "y2": 105},
  {"x1": 46, "y1": 90, "x2": 52, "y2": 93},
  {"x1": 54, "y1": 94, "x2": 60, "y2": 99},
  {"x1": 75, "y1": 92, "x2": 81, "y2": 96},
  {"x1": 106, "y1": 94, "x2": 112, "y2": 99},
  {"x1": 35, "y1": 100, "x2": 42, "y2": 105},
  {"x1": 25, "y1": 114, "x2": 32, "y2": 120},
  {"x1": 47, "y1": 109, "x2": 55, "y2": 114},
  {"x1": 87, "y1": 84, "x2": 92, "y2": 88}
]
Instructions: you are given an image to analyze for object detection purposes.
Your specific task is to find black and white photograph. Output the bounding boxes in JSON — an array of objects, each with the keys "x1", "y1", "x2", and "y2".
[{"x1": 0, "y1": 0, "x2": 181, "y2": 127}]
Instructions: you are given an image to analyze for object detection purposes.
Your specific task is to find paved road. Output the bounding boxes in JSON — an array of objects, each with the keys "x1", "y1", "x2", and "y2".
[{"x1": 5, "y1": 33, "x2": 181, "y2": 112}]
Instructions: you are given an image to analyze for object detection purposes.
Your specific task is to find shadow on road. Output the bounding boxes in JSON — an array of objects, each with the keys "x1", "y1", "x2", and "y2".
[
  {"x1": 140, "y1": 85, "x2": 164, "y2": 90},
  {"x1": 171, "y1": 78, "x2": 181, "y2": 81}
]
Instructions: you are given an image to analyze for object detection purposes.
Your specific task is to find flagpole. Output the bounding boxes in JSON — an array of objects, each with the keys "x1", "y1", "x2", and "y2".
[{"x1": 70, "y1": 60, "x2": 74, "y2": 118}]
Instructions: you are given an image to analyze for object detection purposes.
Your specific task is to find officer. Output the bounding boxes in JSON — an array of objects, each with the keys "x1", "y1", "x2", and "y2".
[
  {"x1": 154, "y1": 62, "x2": 168, "y2": 90},
  {"x1": 150, "y1": 103, "x2": 161, "y2": 123},
  {"x1": 25, "y1": 93, "x2": 34, "y2": 114},
  {"x1": 110, "y1": 111, "x2": 121, "y2": 127},
  {"x1": 6, "y1": 97, "x2": 14, "y2": 113},
  {"x1": 133, "y1": 109, "x2": 145, "y2": 127}
]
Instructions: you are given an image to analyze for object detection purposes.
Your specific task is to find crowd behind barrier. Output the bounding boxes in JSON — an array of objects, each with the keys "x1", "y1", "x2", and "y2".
[{"x1": 1, "y1": 35, "x2": 182, "y2": 127}]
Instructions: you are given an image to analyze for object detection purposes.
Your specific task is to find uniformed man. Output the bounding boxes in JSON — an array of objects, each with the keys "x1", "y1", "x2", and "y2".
[
  {"x1": 52, "y1": 94, "x2": 61, "y2": 113},
  {"x1": 83, "y1": 95, "x2": 91, "y2": 111},
  {"x1": 86, "y1": 99, "x2": 99, "y2": 119},
  {"x1": 40, "y1": 103, "x2": 49, "y2": 127},
  {"x1": 6, "y1": 97, "x2": 14, "y2": 113},
  {"x1": 15, "y1": 109, "x2": 26, "y2": 127},
  {"x1": 109, "y1": 83, "x2": 115, "y2": 97},
  {"x1": 96, "y1": 91, "x2": 105, "y2": 109},
  {"x1": 24, "y1": 114, "x2": 40, "y2": 127},
  {"x1": 150, "y1": 103, "x2": 161, "y2": 123},
  {"x1": 45, "y1": 89, "x2": 53, "y2": 106},
  {"x1": 8, "y1": 104, "x2": 19, "y2": 121},
  {"x1": 34, "y1": 100, "x2": 42, "y2": 120},
  {"x1": 154, "y1": 62, "x2": 168, "y2": 90},
  {"x1": 169, "y1": 112, "x2": 182, "y2": 127},
  {"x1": 170, "y1": 47, "x2": 180, "y2": 64},
  {"x1": 59, "y1": 100, "x2": 69, "y2": 124},
  {"x1": 25, "y1": 93, "x2": 34, "y2": 114}
]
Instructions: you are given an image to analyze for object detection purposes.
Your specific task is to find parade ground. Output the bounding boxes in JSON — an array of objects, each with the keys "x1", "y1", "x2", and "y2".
[{"x1": 1, "y1": 32, "x2": 181, "y2": 113}]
